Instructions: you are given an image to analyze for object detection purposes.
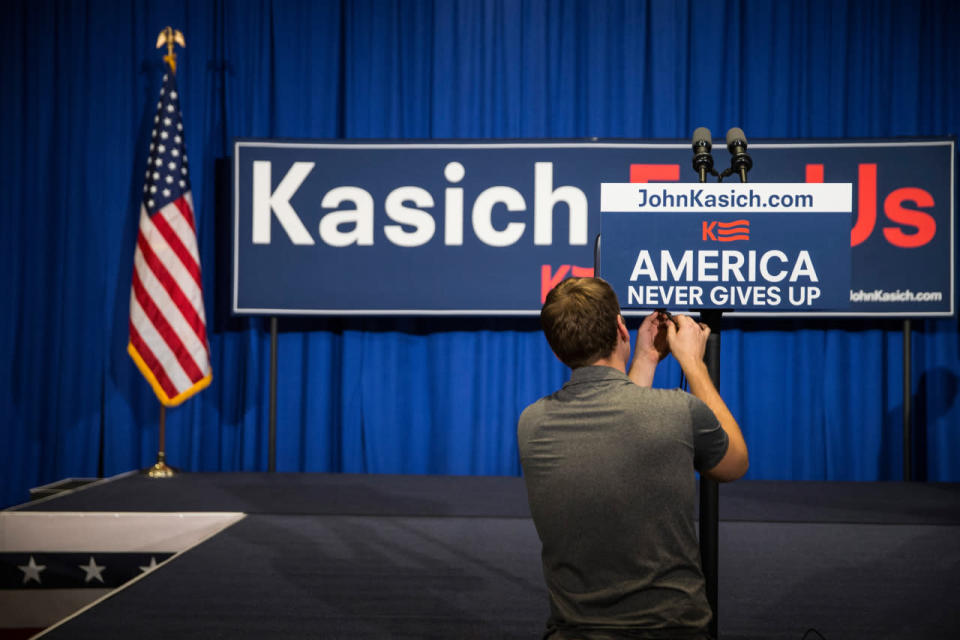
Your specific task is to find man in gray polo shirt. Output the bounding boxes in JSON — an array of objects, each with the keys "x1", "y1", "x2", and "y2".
[{"x1": 518, "y1": 277, "x2": 749, "y2": 640}]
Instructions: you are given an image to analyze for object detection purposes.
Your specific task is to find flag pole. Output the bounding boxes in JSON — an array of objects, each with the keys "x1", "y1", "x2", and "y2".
[
  {"x1": 143, "y1": 26, "x2": 188, "y2": 480},
  {"x1": 146, "y1": 405, "x2": 175, "y2": 478}
]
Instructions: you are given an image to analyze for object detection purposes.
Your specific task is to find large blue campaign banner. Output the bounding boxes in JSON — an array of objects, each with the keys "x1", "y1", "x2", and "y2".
[
  {"x1": 232, "y1": 139, "x2": 955, "y2": 317},
  {"x1": 598, "y1": 184, "x2": 853, "y2": 312}
]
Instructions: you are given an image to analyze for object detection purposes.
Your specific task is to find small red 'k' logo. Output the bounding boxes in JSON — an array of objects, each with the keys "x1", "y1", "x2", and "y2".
[{"x1": 703, "y1": 220, "x2": 749, "y2": 242}]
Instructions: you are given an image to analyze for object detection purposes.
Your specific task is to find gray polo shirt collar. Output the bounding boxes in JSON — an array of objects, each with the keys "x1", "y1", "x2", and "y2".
[{"x1": 565, "y1": 365, "x2": 628, "y2": 387}]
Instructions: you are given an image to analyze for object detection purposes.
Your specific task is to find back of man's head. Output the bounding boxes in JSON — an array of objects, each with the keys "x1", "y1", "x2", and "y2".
[{"x1": 540, "y1": 277, "x2": 621, "y2": 369}]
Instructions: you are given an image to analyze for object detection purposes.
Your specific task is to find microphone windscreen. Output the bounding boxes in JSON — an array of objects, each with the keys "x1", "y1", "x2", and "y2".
[
  {"x1": 693, "y1": 127, "x2": 712, "y2": 147},
  {"x1": 726, "y1": 127, "x2": 747, "y2": 148}
]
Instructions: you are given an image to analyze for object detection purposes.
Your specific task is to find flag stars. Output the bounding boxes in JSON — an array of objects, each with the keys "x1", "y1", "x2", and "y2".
[
  {"x1": 78, "y1": 557, "x2": 106, "y2": 583},
  {"x1": 141, "y1": 73, "x2": 191, "y2": 212},
  {"x1": 139, "y1": 557, "x2": 160, "y2": 573},
  {"x1": 19, "y1": 556, "x2": 46, "y2": 584}
]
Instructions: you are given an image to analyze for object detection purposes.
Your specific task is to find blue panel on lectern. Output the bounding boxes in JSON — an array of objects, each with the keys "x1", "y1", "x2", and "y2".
[{"x1": 599, "y1": 210, "x2": 852, "y2": 312}]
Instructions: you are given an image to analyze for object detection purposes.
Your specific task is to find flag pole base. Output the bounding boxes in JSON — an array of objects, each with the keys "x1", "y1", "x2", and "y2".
[{"x1": 144, "y1": 452, "x2": 177, "y2": 478}]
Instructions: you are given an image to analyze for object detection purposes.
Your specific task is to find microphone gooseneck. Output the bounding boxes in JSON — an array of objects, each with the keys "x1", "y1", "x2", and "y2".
[
  {"x1": 692, "y1": 127, "x2": 714, "y2": 184},
  {"x1": 725, "y1": 127, "x2": 753, "y2": 183}
]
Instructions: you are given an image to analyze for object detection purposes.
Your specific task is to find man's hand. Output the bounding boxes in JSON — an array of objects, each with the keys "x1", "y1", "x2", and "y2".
[
  {"x1": 636, "y1": 312, "x2": 670, "y2": 364},
  {"x1": 665, "y1": 314, "x2": 710, "y2": 370},
  {"x1": 628, "y1": 312, "x2": 668, "y2": 386}
]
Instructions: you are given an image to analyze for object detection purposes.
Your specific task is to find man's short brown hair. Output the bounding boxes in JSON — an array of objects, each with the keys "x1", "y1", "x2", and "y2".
[{"x1": 540, "y1": 277, "x2": 621, "y2": 369}]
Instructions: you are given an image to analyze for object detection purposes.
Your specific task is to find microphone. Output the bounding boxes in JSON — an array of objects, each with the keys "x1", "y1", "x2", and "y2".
[
  {"x1": 692, "y1": 127, "x2": 714, "y2": 184},
  {"x1": 726, "y1": 127, "x2": 753, "y2": 183}
]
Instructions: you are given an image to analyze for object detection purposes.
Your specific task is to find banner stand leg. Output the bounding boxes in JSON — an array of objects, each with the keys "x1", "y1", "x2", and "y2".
[
  {"x1": 903, "y1": 319, "x2": 912, "y2": 481},
  {"x1": 699, "y1": 309, "x2": 722, "y2": 638},
  {"x1": 269, "y1": 316, "x2": 278, "y2": 472},
  {"x1": 146, "y1": 405, "x2": 176, "y2": 478}
]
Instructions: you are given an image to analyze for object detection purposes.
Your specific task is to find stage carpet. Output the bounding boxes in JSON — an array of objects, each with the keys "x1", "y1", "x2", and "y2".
[{"x1": 6, "y1": 473, "x2": 960, "y2": 640}]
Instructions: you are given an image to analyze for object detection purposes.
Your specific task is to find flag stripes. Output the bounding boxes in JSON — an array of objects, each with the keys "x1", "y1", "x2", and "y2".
[
  {"x1": 136, "y1": 206, "x2": 207, "y2": 343},
  {"x1": 151, "y1": 205, "x2": 202, "y2": 289},
  {"x1": 130, "y1": 270, "x2": 202, "y2": 389},
  {"x1": 132, "y1": 243, "x2": 206, "y2": 380},
  {"x1": 129, "y1": 321, "x2": 181, "y2": 401},
  {"x1": 134, "y1": 234, "x2": 206, "y2": 348}
]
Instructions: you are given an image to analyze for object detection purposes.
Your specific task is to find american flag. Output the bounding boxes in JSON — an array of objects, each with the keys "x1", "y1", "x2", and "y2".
[{"x1": 127, "y1": 68, "x2": 212, "y2": 406}]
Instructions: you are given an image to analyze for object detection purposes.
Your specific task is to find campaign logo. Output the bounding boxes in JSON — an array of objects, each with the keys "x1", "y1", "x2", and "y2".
[{"x1": 703, "y1": 220, "x2": 750, "y2": 242}]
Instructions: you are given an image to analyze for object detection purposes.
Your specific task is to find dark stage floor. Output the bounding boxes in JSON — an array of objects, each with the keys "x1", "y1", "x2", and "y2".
[{"x1": 10, "y1": 473, "x2": 960, "y2": 639}]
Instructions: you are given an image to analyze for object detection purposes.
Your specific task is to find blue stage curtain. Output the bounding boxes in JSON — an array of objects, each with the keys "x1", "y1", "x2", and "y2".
[{"x1": 2, "y1": 0, "x2": 959, "y2": 508}]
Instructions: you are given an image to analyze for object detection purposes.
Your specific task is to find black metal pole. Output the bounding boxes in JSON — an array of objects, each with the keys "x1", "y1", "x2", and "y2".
[
  {"x1": 693, "y1": 127, "x2": 723, "y2": 637},
  {"x1": 269, "y1": 316, "x2": 278, "y2": 472},
  {"x1": 903, "y1": 319, "x2": 912, "y2": 481},
  {"x1": 699, "y1": 310, "x2": 722, "y2": 639}
]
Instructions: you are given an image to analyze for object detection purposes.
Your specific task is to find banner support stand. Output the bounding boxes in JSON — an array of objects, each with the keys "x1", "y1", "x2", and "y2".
[
  {"x1": 269, "y1": 316, "x2": 278, "y2": 472},
  {"x1": 699, "y1": 310, "x2": 722, "y2": 638},
  {"x1": 903, "y1": 319, "x2": 912, "y2": 481}
]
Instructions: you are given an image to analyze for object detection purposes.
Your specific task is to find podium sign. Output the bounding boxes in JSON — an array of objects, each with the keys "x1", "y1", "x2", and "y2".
[{"x1": 599, "y1": 184, "x2": 853, "y2": 312}]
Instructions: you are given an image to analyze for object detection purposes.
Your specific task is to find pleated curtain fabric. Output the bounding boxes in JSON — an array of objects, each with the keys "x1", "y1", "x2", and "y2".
[{"x1": 2, "y1": 0, "x2": 959, "y2": 508}]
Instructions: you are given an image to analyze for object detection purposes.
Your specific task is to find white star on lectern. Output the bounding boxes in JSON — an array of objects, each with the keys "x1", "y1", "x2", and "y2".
[
  {"x1": 139, "y1": 557, "x2": 160, "y2": 573},
  {"x1": 78, "y1": 556, "x2": 106, "y2": 583},
  {"x1": 18, "y1": 556, "x2": 46, "y2": 584}
]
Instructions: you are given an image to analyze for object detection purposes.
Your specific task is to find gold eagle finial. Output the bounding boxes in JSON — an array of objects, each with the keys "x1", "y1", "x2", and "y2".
[{"x1": 156, "y1": 27, "x2": 186, "y2": 74}]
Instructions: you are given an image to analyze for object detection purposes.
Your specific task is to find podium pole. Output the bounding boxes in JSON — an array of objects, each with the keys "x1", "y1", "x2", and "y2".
[{"x1": 699, "y1": 310, "x2": 722, "y2": 638}]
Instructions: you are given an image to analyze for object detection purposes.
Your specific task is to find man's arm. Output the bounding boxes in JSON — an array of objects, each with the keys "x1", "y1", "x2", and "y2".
[{"x1": 667, "y1": 315, "x2": 749, "y2": 482}]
